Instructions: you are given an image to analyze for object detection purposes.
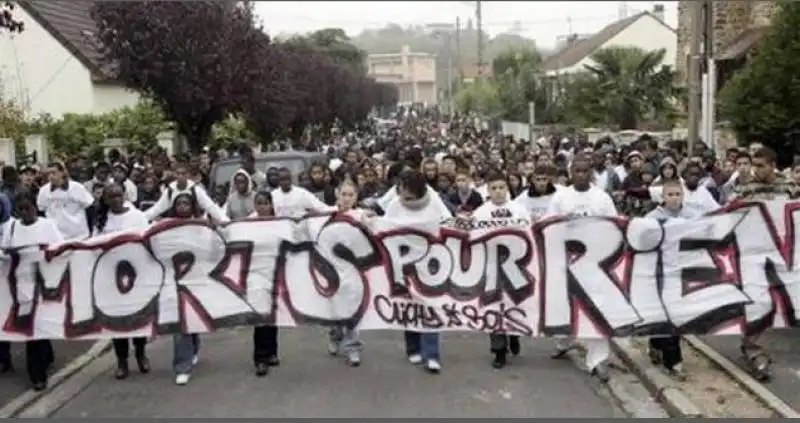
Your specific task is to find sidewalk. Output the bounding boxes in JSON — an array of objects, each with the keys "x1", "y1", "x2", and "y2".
[
  {"x1": 701, "y1": 330, "x2": 800, "y2": 413},
  {"x1": 0, "y1": 340, "x2": 95, "y2": 408},
  {"x1": 21, "y1": 328, "x2": 633, "y2": 418}
]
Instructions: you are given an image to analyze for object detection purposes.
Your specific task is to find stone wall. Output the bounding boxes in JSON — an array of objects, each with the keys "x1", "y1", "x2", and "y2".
[{"x1": 675, "y1": 1, "x2": 777, "y2": 84}]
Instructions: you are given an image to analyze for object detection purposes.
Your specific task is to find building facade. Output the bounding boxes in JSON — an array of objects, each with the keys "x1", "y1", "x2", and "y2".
[
  {"x1": 0, "y1": 1, "x2": 140, "y2": 119},
  {"x1": 367, "y1": 45, "x2": 437, "y2": 105},
  {"x1": 675, "y1": 1, "x2": 778, "y2": 84}
]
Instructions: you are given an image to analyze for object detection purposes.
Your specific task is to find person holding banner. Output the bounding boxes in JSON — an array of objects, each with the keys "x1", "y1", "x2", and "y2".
[
  {"x1": 644, "y1": 179, "x2": 701, "y2": 381},
  {"x1": 513, "y1": 165, "x2": 558, "y2": 219},
  {"x1": 383, "y1": 169, "x2": 453, "y2": 374},
  {"x1": 472, "y1": 172, "x2": 530, "y2": 369},
  {"x1": 249, "y1": 190, "x2": 280, "y2": 377},
  {"x1": 93, "y1": 183, "x2": 152, "y2": 380},
  {"x1": 143, "y1": 162, "x2": 227, "y2": 223},
  {"x1": 727, "y1": 147, "x2": 800, "y2": 382},
  {"x1": 325, "y1": 179, "x2": 372, "y2": 367},
  {"x1": 169, "y1": 192, "x2": 204, "y2": 385},
  {"x1": 0, "y1": 189, "x2": 63, "y2": 391},
  {"x1": 546, "y1": 157, "x2": 619, "y2": 383}
]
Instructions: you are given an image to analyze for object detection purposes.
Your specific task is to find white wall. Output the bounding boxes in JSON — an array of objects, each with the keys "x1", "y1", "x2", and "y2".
[
  {"x1": 0, "y1": 8, "x2": 139, "y2": 119},
  {"x1": 552, "y1": 15, "x2": 677, "y2": 75},
  {"x1": 92, "y1": 84, "x2": 140, "y2": 114}
]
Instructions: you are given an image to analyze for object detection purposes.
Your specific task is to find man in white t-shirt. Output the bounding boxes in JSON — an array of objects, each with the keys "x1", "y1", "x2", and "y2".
[{"x1": 546, "y1": 157, "x2": 618, "y2": 382}]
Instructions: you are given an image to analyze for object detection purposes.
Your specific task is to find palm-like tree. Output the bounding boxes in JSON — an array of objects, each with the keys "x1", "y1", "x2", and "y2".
[{"x1": 576, "y1": 46, "x2": 682, "y2": 129}]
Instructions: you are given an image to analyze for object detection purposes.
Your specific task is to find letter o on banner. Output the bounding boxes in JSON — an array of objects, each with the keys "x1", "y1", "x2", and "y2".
[
  {"x1": 414, "y1": 244, "x2": 453, "y2": 289},
  {"x1": 93, "y1": 243, "x2": 164, "y2": 318}
]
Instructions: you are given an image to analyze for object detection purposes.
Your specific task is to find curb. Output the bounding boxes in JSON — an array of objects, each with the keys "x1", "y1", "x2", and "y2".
[
  {"x1": 610, "y1": 338, "x2": 704, "y2": 417},
  {"x1": 561, "y1": 343, "x2": 669, "y2": 417},
  {"x1": 684, "y1": 335, "x2": 800, "y2": 419},
  {"x1": 0, "y1": 339, "x2": 111, "y2": 418}
]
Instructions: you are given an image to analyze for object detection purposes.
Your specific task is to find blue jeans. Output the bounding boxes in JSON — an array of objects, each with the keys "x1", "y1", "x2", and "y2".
[
  {"x1": 329, "y1": 326, "x2": 363, "y2": 354},
  {"x1": 173, "y1": 334, "x2": 200, "y2": 375},
  {"x1": 404, "y1": 331, "x2": 440, "y2": 361}
]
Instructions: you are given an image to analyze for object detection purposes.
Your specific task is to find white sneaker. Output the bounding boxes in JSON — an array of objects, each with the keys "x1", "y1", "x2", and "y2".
[
  {"x1": 408, "y1": 354, "x2": 423, "y2": 365},
  {"x1": 175, "y1": 374, "x2": 190, "y2": 385},
  {"x1": 327, "y1": 341, "x2": 339, "y2": 356},
  {"x1": 191, "y1": 355, "x2": 199, "y2": 366},
  {"x1": 347, "y1": 351, "x2": 361, "y2": 367},
  {"x1": 425, "y1": 359, "x2": 442, "y2": 373}
]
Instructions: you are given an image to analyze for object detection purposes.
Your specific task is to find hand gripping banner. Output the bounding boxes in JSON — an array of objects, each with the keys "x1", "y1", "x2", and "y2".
[{"x1": 2, "y1": 200, "x2": 800, "y2": 341}]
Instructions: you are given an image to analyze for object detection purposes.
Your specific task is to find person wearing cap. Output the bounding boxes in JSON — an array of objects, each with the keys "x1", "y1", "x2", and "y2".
[{"x1": 84, "y1": 162, "x2": 112, "y2": 194}]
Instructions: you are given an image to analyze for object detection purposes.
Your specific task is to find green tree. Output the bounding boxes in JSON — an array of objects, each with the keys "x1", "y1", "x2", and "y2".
[
  {"x1": 720, "y1": 4, "x2": 800, "y2": 165},
  {"x1": 286, "y1": 28, "x2": 367, "y2": 72},
  {"x1": 490, "y1": 48, "x2": 546, "y2": 123},
  {"x1": 565, "y1": 46, "x2": 681, "y2": 129},
  {"x1": 454, "y1": 80, "x2": 501, "y2": 116}
]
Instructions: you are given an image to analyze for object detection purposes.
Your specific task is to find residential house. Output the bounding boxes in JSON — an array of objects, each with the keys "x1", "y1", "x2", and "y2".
[
  {"x1": 0, "y1": 1, "x2": 139, "y2": 119},
  {"x1": 676, "y1": 1, "x2": 776, "y2": 90},
  {"x1": 538, "y1": 5, "x2": 677, "y2": 100},
  {"x1": 367, "y1": 45, "x2": 437, "y2": 105}
]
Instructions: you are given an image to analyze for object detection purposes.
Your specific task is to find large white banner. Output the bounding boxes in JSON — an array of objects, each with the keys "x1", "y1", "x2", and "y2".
[{"x1": 2, "y1": 200, "x2": 800, "y2": 341}]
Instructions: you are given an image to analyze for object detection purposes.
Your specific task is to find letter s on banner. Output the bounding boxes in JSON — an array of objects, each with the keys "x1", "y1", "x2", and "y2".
[{"x1": 283, "y1": 216, "x2": 379, "y2": 326}]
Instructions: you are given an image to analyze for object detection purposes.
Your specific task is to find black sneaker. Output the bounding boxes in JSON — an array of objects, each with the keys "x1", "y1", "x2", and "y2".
[
  {"x1": 32, "y1": 380, "x2": 47, "y2": 392},
  {"x1": 136, "y1": 355, "x2": 151, "y2": 374},
  {"x1": 591, "y1": 363, "x2": 610, "y2": 383},
  {"x1": 115, "y1": 363, "x2": 129, "y2": 380},
  {"x1": 509, "y1": 336, "x2": 521, "y2": 356},
  {"x1": 255, "y1": 363, "x2": 268, "y2": 377},
  {"x1": 492, "y1": 351, "x2": 506, "y2": 369},
  {"x1": 267, "y1": 355, "x2": 280, "y2": 367}
]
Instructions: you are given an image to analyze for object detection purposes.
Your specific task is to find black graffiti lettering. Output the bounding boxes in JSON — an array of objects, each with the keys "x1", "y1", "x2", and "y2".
[
  {"x1": 381, "y1": 232, "x2": 428, "y2": 297},
  {"x1": 732, "y1": 203, "x2": 798, "y2": 331},
  {"x1": 538, "y1": 217, "x2": 640, "y2": 337},
  {"x1": 223, "y1": 219, "x2": 290, "y2": 325},
  {"x1": 444, "y1": 237, "x2": 486, "y2": 300},
  {"x1": 281, "y1": 215, "x2": 381, "y2": 326},
  {"x1": 481, "y1": 231, "x2": 534, "y2": 306},
  {"x1": 664, "y1": 213, "x2": 751, "y2": 333},
  {"x1": 382, "y1": 229, "x2": 535, "y2": 307},
  {"x1": 626, "y1": 218, "x2": 670, "y2": 334},
  {"x1": 149, "y1": 222, "x2": 254, "y2": 333},
  {"x1": 92, "y1": 242, "x2": 163, "y2": 332},
  {"x1": 373, "y1": 294, "x2": 443, "y2": 329}
]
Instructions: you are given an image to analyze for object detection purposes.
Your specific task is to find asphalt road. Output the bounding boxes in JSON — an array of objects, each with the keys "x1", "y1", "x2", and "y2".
[
  {"x1": 0, "y1": 340, "x2": 95, "y2": 407},
  {"x1": 702, "y1": 330, "x2": 800, "y2": 412},
  {"x1": 47, "y1": 327, "x2": 628, "y2": 418}
]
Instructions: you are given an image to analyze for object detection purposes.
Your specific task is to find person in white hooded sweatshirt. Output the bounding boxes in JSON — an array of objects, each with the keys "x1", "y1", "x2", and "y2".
[
  {"x1": 37, "y1": 162, "x2": 94, "y2": 241},
  {"x1": 472, "y1": 172, "x2": 529, "y2": 369},
  {"x1": 383, "y1": 169, "x2": 453, "y2": 374},
  {"x1": 92, "y1": 183, "x2": 152, "y2": 381},
  {"x1": 513, "y1": 165, "x2": 559, "y2": 219},
  {"x1": 546, "y1": 157, "x2": 618, "y2": 382},
  {"x1": 143, "y1": 162, "x2": 227, "y2": 223}
]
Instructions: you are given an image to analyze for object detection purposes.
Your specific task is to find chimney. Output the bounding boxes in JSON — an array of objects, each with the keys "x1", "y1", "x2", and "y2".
[{"x1": 652, "y1": 4, "x2": 665, "y2": 21}]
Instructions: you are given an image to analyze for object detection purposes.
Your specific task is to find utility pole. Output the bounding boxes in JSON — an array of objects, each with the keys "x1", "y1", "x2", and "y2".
[
  {"x1": 687, "y1": 0, "x2": 704, "y2": 155},
  {"x1": 702, "y1": 0, "x2": 716, "y2": 151},
  {"x1": 476, "y1": 0, "x2": 483, "y2": 78},
  {"x1": 455, "y1": 17, "x2": 462, "y2": 83}
]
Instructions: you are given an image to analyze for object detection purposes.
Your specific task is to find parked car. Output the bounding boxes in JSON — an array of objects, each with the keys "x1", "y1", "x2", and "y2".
[{"x1": 209, "y1": 151, "x2": 327, "y2": 191}]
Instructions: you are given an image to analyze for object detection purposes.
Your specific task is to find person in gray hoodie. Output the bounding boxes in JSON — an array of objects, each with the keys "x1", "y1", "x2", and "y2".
[
  {"x1": 224, "y1": 169, "x2": 256, "y2": 219},
  {"x1": 644, "y1": 179, "x2": 702, "y2": 380}
]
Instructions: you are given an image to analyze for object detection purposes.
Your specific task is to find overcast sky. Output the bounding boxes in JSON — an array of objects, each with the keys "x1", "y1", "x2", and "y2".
[{"x1": 253, "y1": 1, "x2": 678, "y2": 49}]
